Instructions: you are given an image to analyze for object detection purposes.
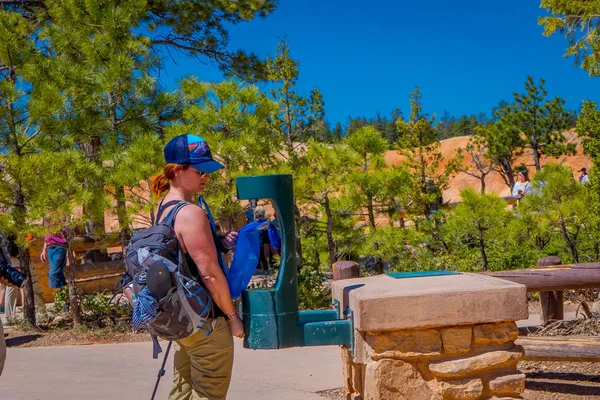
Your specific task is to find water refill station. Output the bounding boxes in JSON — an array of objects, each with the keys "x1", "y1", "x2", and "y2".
[{"x1": 236, "y1": 174, "x2": 352, "y2": 349}]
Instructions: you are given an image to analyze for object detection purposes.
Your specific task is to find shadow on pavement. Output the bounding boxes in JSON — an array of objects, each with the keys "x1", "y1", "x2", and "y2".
[{"x1": 6, "y1": 334, "x2": 43, "y2": 347}]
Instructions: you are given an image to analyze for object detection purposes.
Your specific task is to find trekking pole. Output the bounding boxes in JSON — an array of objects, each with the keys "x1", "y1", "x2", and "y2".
[{"x1": 151, "y1": 341, "x2": 172, "y2": 400}]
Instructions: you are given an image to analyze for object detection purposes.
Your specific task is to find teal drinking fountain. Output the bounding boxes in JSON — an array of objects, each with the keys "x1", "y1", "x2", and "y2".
[{"x1": 236, "y1": 174, "x2": 352, "y2": 349}]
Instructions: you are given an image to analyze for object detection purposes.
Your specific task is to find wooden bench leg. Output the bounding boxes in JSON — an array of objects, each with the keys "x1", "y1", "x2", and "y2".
[{"x1": 540, "y1": 290, "x2": 564, "y2": 323}]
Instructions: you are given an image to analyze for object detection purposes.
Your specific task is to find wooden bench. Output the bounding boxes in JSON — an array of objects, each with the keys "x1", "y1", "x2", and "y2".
[{"x1": 487, "y1": 262, "x2": 600, "y2": 323}]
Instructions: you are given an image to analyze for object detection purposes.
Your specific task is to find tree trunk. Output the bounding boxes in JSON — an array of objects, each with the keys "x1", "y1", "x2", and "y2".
[
  {"x1": 375, "y1": 257, "x2": 384, "y2": 275},
  {"x1": 480, "y1": 175, "x2": 486, "y2": 194},
  {"x1": 498, "y1": 156, "x2": 516, "y2": 192},
  {"x1": 66, "y1": 238, "x2": 82, "y2": 325},
  {"x1": 28, "y1": 262, "x2": 47, "y2": 316},
  {"x1": 532, "y1": 139, "x2": 542, "y2": 171},
  {"x1": 367, "y1": 194, "x2": 376, "y2": 231},
  {"x1": 18, "y1": 248, "x2": 36, "y2": 326},
  {"x1": 115, "y1": 185, "x2": 131, "y2": 250},
  {"x1": 559, "y1": 218, "x2": 579, "y2": 263},
  {"x1": 81, "y1": 136, "x2": 105, "y2": 238},
  {"x1": 478, "y1": 229, "x2": 488, "y2": 272},
  {"x1": 14, "y1": 185, "x2": 35, "y2": 325},
  {"x1": 324, "y1": 196, "x2": 336, "y2": 266}
]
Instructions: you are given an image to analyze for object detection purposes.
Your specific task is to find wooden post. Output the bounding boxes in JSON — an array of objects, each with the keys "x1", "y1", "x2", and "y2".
[
  {"x1": 537, "y1": 256, "x2": 564, "y2": 323},
  {"x1": 332, "y1": 261, "x2": 360, "y2": 281}
]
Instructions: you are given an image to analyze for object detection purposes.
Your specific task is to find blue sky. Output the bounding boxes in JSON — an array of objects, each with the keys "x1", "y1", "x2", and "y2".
[{"x1": 158, "y1": 0, "x2": 600, "y2": 127}]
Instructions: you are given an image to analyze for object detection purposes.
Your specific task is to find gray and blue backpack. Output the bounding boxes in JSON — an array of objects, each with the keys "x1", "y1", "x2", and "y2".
[{"x1": 124, "y1": 200, "x2": 213, "y2": 356}]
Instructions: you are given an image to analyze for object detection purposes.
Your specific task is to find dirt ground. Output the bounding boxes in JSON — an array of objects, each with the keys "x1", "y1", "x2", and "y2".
[
  {"x1": 4, "y1": 326, "x2": 150, "y2": 348},
  {"x1": 520, "y1": 361, "x2": 600, "y2": 399}
]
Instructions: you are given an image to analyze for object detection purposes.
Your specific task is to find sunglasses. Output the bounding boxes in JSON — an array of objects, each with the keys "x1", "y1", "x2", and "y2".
[{"x1": 191, "y1": 168, "x2": 208, "y2": 178}]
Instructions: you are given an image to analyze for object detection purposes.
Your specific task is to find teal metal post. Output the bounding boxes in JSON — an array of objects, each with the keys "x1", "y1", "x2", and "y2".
[{"x1": 236, "y1": 174, "x2": 299, "y2": 349}]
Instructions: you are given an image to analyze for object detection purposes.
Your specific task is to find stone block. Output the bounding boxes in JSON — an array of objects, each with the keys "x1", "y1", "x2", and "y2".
[
  {"x1": 341, "y1": 347, "x2": 365, "y2": 398},
  {"x1": 488, "y1": 373, "x2": 526, "y2": 396},
  {"x1": 440, "y1": 378, "x2": 483, "y2": 400},
  {"x1": 473, "y1": 322, "x2": 519, "y2": 346},
  {"x1": 441, "y1": 327, "x2": 472, "y2": 355},
  {"x1": 366, "y1": 329, "x2": 442, "y2": 358},
  {"x1": 429, "y1": 348, "x2": 523, "y2": 378},
  {"x1": 331, "y1": 273, "x2": 528, "y2": 332},
  {"x1": 354, "y1": 330, "x2": 373, "y2": 364},
  {"x1": 364, "y1": 359, "x2": 439, "y2": 400}
]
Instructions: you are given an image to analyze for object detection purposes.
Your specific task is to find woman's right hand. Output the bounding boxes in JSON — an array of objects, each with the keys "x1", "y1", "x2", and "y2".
[
  {"x1": 40, "y1": 249, "x2": 46, "y2": 263},
  {"x1": 227, "y1": 314, "x2": 244, "y2": 338}
]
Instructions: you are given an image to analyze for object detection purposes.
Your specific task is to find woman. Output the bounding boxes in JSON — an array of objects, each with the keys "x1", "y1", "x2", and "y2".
[
  {"x1": 40, "y1": 222, "x2": 68, "y2": 290},
  {"x1": 151, "y1": 134, "x2": 243, "y2": 400},
  {"x1": 512, "y1": 170, "x2": 533, "y2": 199}
]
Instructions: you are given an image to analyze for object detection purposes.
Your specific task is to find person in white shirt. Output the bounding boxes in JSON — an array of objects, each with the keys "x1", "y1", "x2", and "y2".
[
  {"x1": 579, "y1": 167, "x2": 589, "y2": 185},
  {"x1": 512, "y1": 170, "x2": 533, "y2": 199}
]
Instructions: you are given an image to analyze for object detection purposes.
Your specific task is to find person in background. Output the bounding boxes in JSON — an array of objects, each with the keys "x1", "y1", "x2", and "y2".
[
  {"x1": 579, "y1": 167, "x2": 590, "y2": 184},
  {"x1": 254, "y1": 207, "x2": 276, "y2": 271},
  {"x1": 0, "y1": 205, "x2": 19, "y2": 322},
  {"x1": 0, "y1": 276, "x2": 16, "y2": 376},
  {"x1": 40, "y1": 222, "x2": 68, "y2": 290},
  {"x1": 0, "y1": 218, "x2": 19, "y2": 373},
  {"x1": 512, "y1": 170, "x2": 533, "y2": 199}
]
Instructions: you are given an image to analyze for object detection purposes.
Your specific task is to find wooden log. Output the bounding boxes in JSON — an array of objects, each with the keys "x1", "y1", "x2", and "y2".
[
  {"x1": 487, "y1": 268, "x2": 600, "y2": 292},
  {"x1": 332, "y1": 261, "x2": 360, "y2": 281},
  {"x1": 572, "y1": 262, "x2": 600, "y2": 269},
  {"x1": 537, "y1": 257, "x2": 564, "y2": 323},
  {"x1": 517, "y1": 336, "x2": 600, "y2": 362},
  {"x1": 72, "y1": 259, "x2": 125, "y2": 280}
]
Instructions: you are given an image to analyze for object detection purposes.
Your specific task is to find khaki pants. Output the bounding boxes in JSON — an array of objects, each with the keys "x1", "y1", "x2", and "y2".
[
  {"x1": 169, "y1": 317, "x2": 234, "y2": 400},
  {"x1": 0, "y1": 258, "x2": 21, "y2": 321},
  {"x1": 3, "y1": 285, "x2": 18, "y2": 320},
  {"x1": 0, "y1": 257, "x2": 46, "y2": 319}
]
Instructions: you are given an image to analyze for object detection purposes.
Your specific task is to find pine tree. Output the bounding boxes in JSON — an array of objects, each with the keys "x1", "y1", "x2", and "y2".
[
  {"x1": 453, "y1": 135, "x2": 495, "y2": 194},
  {"x1": 268, "y1": 37, "x2": 325, "y2": 169},
  {"x1": 296, "y1": 141, "x2": 353, "y2": 265},
  {"x1": 539, "y1": 1, "x2": 600, "y2": 76},
  {"x1": 396, "y1": 87, "x2": 456, "y2": 222},
  {"x1": 519, "y1": 164, "x2": 589, "y2": 263},
  {"x1": 173, "y1": 78, "x2": 277, "y2": 228},
  {"x1": 345, "y1": 126, "x2": 389, "y2": 231},
  {"x1": 3, "y1": 0, "x2": 276, "y2": 80},
  {"x1": 477, "y1": 107, "x2": 524, "y2": 192},
  {"x1": 444, "y1": 188, "x2": 510, "y2": 272},
  {"x1": 0, "y1": 9, "x2": 51, "y2": 325},
  {"x1": 509, "y1": 76, "x2": 574, "y2": 171}
]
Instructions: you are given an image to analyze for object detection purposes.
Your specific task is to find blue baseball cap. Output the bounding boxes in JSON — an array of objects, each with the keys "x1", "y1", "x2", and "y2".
[{"x1": 163, "y1": 134, "x2": 224, "y2": 174}]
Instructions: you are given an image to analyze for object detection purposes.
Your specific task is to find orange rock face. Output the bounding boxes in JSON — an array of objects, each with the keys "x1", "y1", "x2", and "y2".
[{"x1": 384, "y1": 130, "x2": 590, "y2": 203}]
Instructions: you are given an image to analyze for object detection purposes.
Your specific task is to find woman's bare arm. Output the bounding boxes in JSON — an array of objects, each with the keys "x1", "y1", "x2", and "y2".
[{"x1": 174, "y1": 205, "x2": 243, "y2": 336}]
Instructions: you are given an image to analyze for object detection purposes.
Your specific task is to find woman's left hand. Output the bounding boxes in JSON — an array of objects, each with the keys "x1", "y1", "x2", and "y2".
[{"x1": 223, "y1": 231, "x2": 238, "y2": 249}]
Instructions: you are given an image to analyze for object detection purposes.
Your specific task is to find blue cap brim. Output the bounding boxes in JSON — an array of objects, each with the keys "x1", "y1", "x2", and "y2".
[{"x1": 191, "y1": 160, "x2": 224, "y2": 174}]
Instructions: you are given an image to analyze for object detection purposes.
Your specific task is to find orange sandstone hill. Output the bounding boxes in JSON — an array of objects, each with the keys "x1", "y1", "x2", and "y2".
[{"x1": 384, "y1": 130, "x2": 590, "y2": 204}]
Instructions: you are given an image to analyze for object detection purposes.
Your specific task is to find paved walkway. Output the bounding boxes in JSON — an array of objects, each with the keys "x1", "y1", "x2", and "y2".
[
  {"x1": 1, "y1": 340, "x2": 343, "y2": 399},
  {"x1": 0, "y1": 306, "x2": 580, "y2": 400}
]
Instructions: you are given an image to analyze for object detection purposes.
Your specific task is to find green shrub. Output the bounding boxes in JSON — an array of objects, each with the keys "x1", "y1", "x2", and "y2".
[{"x1": 298, "y1": 267, "x2": 331, "y2": 310}]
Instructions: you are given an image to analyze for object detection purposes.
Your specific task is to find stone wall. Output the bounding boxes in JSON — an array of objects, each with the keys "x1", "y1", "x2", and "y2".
[{"x1": 342, "y1": 321, "x2": 525, "y2": 400}]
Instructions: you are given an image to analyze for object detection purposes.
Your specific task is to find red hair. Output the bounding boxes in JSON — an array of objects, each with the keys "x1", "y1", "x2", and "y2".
[{"x1": 150, "y1": 164, "x2": 189, "y2": 197}]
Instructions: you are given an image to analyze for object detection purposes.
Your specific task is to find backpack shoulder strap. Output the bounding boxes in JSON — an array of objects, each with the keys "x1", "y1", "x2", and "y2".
[
  {"x1": 161, "y1": 201, "x2": 189, "y2": 228},
  {"x1": 156, "y1": 200, "x2": 185, "y2": 225}
]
